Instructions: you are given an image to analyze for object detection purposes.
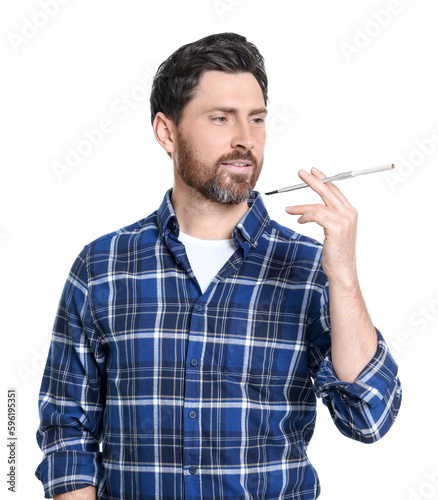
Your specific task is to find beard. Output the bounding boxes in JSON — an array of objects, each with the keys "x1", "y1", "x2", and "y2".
[{"x1": 174, "y1": 130, "x2": 263, "y2": 205}]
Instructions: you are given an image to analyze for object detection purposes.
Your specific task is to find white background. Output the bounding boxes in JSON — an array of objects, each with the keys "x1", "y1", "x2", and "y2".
[{"x1": 1, "y1": 1, "x2": 437, "y2": 498}]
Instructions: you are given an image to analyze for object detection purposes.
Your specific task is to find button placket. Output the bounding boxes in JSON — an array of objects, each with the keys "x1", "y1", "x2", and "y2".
[{"x1": 183, "y1": 301, "x2": 205, "y2": 494}]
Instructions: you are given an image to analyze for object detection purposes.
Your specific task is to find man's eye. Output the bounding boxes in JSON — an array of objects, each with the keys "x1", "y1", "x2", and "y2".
[
  {"x1": 252, "y1": 117, "x2": 265, "y2": 124},
  {"x1": 213, "y1": 116, "x2": 227, "y2": 122}
]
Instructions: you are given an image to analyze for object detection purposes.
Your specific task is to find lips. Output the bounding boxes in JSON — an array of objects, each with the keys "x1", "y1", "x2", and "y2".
[
  {"x1": 221, "y1": 161, "x2": 252, "y2": 167},
  {"x1": 220, "y1": 160, "x2": 253, "y2": 173}
]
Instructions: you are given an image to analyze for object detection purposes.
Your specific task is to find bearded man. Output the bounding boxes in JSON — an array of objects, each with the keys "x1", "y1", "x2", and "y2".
[{"x1": 36, "y1": 33, "x2": 401, "y2": 500}]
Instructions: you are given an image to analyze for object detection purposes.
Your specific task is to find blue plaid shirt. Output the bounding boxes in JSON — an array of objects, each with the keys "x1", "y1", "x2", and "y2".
[{"x1": 36, "y1": 190, "x2": 401, "y2": 499}]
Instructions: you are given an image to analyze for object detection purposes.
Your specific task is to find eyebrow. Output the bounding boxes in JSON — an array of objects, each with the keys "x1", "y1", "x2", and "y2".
[{"x1": 203, "y1": 106, "x2": 268, "y2": 116}]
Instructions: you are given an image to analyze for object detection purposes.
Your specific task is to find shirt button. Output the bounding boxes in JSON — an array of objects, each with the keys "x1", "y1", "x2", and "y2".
[
  {"x1": 189, "y1": 410, "x2": 197, "y2": 419},
  {"x1": 175, "y1": 257, "x2": 181, "y2": 264},
  {"x1": 195, "y1": 304, "x2": 203, "y2": 312},
  {"x1": 189, "y1": 466, "x2": 197, "y2": 475},
  {"x1": 190, "y1": 358, "x2": 198, "y2": 367}
]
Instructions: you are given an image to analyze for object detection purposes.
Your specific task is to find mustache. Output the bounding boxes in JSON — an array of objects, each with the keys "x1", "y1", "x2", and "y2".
[{"x1": 216, "y1": 150, "x2": 258, "y2": 166}]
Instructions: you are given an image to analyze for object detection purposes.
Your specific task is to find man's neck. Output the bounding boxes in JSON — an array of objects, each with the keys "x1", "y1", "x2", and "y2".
[{"x1": 171, "y1": 182, "x2": 249, "y2": 240}]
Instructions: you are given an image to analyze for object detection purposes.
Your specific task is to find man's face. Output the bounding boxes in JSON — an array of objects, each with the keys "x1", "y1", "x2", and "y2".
[{"x1": 173, "y1": 71, "x2": 267, "y2": 205}]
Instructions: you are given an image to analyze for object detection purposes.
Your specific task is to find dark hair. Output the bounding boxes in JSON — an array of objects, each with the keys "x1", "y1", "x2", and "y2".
[{"x1": 150, "y1": 32, "x2": 268, "y2": 126}]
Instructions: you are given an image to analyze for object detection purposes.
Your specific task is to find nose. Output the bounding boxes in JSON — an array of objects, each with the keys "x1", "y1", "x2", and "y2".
[{"x1": 231, "y1": 120, "x2": 255, "y2": 151}]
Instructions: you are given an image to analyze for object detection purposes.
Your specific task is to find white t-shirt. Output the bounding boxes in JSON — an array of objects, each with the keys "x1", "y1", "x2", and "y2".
[{"x1": 178, "y1": 231, "x2": 236, "y2": 294}]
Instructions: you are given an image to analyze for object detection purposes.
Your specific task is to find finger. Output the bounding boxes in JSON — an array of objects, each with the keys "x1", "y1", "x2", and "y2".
[
  {"x1": 310, "y1": 166, "x2": 327, "y2": 179},
  {"x1": 286, "y1": 204, "x2": 354, "y2": 233},
  {"x1": 311, "y1": 167, "x2": 355, "y2": 209},
  {"x1": 298, "y1": 169, "x2": 345, "y2": 210},
  {"x1": 286, "y1": 204, "x2": 325, "y2": 215},
  {"x1": 286, "y1": 204, "x2": 330, "y2": 226}
]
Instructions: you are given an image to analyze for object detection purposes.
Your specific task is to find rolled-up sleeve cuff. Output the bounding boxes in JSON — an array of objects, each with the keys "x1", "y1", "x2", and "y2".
[
  {"x1": 314, "y1": 330, "x2": 400, "y2": 407},
  {"x1": 35, "y1": 450, "x2": 100, "y2": 498}
]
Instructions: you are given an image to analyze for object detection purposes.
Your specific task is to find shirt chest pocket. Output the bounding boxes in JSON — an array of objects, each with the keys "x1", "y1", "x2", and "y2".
[{"x1": 218, "y1": 307, "x2": 308, "y2": 389}]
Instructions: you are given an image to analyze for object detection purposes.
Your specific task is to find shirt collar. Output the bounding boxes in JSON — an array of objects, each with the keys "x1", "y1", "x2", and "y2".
[
  {"x1": 157, "y1": 189, "x2": 270, "y2": 248},
  {"x1": 157, "y1": 189, "x2": 180, "y2": 238},
  {"x1": 233, "y1": 191, "x2": 270, "y2": 249}
]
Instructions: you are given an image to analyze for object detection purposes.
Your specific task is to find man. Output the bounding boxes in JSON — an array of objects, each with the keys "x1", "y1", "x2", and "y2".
[{"x1": 36, "y1": 33, "x2": 401, "y2": 499}]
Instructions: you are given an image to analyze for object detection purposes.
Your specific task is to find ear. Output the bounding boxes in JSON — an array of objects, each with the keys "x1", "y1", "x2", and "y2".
[{"x1": 153, "y1": 112, "x2": 177, "y2": 155}]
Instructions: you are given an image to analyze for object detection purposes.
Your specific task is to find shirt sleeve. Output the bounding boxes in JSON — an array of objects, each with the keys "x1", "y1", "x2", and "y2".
[
  {"x1": 35, "y1": 247, "x2": 106, "y2": 498},
  {"x1": 307, "y1": 293, "x2": 402, "y2": 444}
]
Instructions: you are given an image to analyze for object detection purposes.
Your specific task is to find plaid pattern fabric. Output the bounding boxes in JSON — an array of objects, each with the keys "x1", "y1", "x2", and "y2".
[{"x1": 36, "y1": 190, "x2": 401, "y2": 499}]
